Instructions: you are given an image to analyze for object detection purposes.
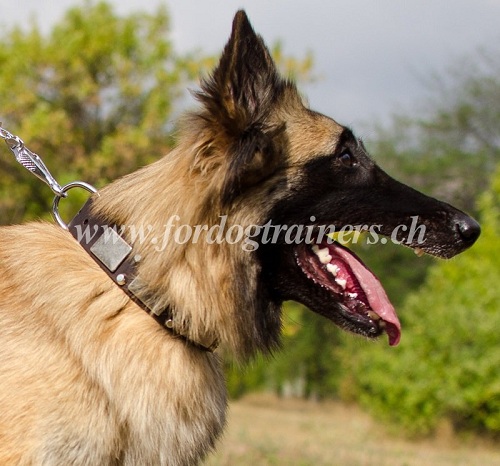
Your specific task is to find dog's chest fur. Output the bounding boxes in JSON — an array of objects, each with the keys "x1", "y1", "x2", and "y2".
[{"x1": 0, "y1": 223, "x2": 226, "y2": 465}]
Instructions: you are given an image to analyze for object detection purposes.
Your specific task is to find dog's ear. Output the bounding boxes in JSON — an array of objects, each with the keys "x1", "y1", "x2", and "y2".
[
  {"x1": 198, "y1": 10, "x2": 287, "y2": 204},
  {"x1": 200, "y1": 10, "x2": 282, "y2": 129}
]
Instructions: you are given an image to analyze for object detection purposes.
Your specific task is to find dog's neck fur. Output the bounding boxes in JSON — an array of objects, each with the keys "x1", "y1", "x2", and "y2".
[
  {"x1": 88, "y1": 85, "x2": 347, "y2": 362},
  {"x1": 90, "y1": 129, "x2": 279, "y2": 359},
  {"x1": 88, "y1": 9, "x2": 343, "y2": 360}
]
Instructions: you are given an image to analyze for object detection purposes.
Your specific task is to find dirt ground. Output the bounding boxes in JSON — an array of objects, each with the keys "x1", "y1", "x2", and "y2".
[{"x1": 204, "y1": 394, "x2": 500, "y2": 466}]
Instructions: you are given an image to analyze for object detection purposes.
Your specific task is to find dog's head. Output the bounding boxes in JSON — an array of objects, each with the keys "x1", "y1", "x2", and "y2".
[
  {"x1": 99, "y1": 11, "x2": 479, "y2": 358},
  {"x1": 182, "y1": 10, "x2": 480, "y2": 353},
  {"x1": 182, "y1": 11, "x2": 480, "y2": 354}
]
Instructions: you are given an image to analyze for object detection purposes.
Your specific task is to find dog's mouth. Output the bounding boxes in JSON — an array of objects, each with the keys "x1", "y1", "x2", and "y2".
[{"x1": 291, "y1": 238, "x2": 401, "y2": 346}]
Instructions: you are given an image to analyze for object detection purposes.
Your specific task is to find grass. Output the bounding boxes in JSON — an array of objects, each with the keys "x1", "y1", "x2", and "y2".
[{"x1": 204, "y1": 393, "x2": 500, "y2": 466}]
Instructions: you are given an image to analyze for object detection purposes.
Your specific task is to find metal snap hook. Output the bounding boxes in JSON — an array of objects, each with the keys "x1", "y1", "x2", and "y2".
[{"x1": 52, "y1": 181, "x2": 98, "y2": 230}]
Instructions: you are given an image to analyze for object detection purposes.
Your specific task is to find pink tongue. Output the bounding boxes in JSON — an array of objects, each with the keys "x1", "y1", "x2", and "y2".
[{"x1": 334, "y1": 245, "x2": 401, "y2": 346}]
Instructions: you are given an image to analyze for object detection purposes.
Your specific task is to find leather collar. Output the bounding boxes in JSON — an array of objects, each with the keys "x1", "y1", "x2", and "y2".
[{"x1": 68, "y1": 199, "x2": 218, "y2": 352}]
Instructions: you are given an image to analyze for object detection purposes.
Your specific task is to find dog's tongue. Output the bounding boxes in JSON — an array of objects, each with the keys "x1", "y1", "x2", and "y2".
[{"x1": 334, "y1": 244, "x2": 401, "y2": 346}]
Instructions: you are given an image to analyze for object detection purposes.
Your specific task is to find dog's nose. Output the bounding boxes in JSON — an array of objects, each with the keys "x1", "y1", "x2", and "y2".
[{"x1": 456, "y1": 216, "x2": 481, "y2": 244}]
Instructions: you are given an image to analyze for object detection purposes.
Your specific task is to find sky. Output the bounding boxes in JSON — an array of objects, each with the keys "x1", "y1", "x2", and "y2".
[{"x1": 3, "y1": 0, "x2": 500, "y2": 130}]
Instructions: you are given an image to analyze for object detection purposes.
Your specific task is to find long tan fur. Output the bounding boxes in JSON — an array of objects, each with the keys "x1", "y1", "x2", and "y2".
[
  {"x1": 0, "y1": 223, "x2": 226, "y2": 464},
  {"x1": 0, "y1": 11, "x2": 320, "y2": 464},
  {"x1": 0, "y1": 9, "x2": 480, "y2": 466}
]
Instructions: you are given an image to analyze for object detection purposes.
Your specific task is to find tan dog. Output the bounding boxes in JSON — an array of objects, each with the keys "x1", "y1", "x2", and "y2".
[{"x1": 0, "y1": 10, "x2": 479, "y2": 465}]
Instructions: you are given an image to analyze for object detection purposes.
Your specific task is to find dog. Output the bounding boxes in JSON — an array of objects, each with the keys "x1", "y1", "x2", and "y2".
[{"x1": 0, "y1": 10, "x2": 480, "y2": 465}]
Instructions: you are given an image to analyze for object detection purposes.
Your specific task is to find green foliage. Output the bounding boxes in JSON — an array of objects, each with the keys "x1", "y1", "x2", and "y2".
[
  {"x1": 270, "y1": 42, "x2": 315, "y2": 82},
  {"x1": 340, "y1": 165, "x2": 500, "y2": 436},
  {"x1": 225, "y1": 355, "x2": 269, "y2": 399},
  {"x1": 225, "y1": 302, "x2": 342, "y2": 400},
  {"x1": 269, "y1": 302, "x2": 342, "y2": 399},
  {"x1": 0, "y1": 1, "x2": 192, "y2": 224},
  {"x1": 0, "y1": 1, "x2": 314, "y2": 226}
]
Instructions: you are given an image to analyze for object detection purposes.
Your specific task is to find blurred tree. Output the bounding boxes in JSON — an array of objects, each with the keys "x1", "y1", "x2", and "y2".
[
  {"x1": 0, "y1": 1, "x2": 314, "y2": 225},
  {"x1": 226, "y1": 302, "x2": 341, "y2": 400},
  {"x1": 270, "y1": 41, "x2": 315, "y2": 82},
  {"x1": 0, "y1": 1, "x2": 190, "y2": 223},
  {"x1": 368, "y1": 45, "x2": 500, "y2": 215},
  {"x1": 268, "y1": 302, "x2": 342, "y2": 399}
]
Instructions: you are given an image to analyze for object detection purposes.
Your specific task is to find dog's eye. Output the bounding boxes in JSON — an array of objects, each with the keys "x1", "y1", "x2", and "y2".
[{"x1": 339, "y1": 150, "x2": 354, "y2": 167}]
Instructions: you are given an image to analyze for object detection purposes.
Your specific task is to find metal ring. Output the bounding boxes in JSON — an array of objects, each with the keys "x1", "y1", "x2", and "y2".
[{"x1": 52, "y1": 181, "x2": 98, "y2": 230}]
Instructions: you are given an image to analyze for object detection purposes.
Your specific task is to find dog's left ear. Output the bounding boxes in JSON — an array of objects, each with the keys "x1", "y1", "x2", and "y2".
[{"x1": 198, "y1": 10, "x2": 287, "y2": 204}]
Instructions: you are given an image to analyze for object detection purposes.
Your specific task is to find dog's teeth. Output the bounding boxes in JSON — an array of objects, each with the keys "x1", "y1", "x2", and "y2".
[
  {"x1": 320, "y1": 254, "x2": 332, "y2": 264},
  {"x1": 317, "y1": 248, "x2": 332, "y2": 264},
  {"x1": 312, "y1": 246, "x2": 332, "y2": 264},
  {"x1": 326, "y1": 263, "x2": 339, "y2": 276},
  {"x1": 367, "y1": 311, "x2": 380, "y2": 321},
  {"x1": 335, "y1": 278, "x2": 347, "y2": 289},
  {"x1": 347, "y1": 292, "x2": 358, "y2": 299},
  {"x1": 414, "y1": 247, "x2": 425, "y2": 257}
]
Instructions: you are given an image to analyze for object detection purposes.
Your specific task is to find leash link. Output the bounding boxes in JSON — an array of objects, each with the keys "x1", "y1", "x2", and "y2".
[
  {"x1": 0, "y1": 123, "x2": 98, "y2": 229},
  {"x1": 0, "y1": 124, "x2": 66, "y2": 197}
]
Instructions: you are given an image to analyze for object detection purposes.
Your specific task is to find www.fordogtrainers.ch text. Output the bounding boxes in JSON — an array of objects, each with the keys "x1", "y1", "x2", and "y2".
[{"x1": 72, "y1": 215, "x2": 427, "y2": 252}]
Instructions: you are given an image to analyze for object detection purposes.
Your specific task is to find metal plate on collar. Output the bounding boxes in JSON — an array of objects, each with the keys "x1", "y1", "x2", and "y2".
[{"x1": 89, "y1": 226, "x2": 132, "y2": 272}]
